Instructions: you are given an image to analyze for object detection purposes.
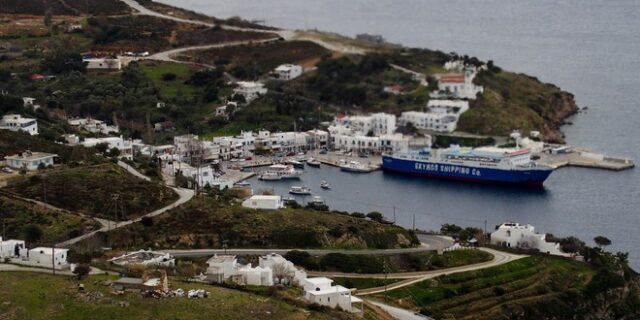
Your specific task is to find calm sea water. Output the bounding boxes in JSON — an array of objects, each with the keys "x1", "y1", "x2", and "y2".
[{"x1": 159, "y1": 0, "x2": 640, "y2": 267}]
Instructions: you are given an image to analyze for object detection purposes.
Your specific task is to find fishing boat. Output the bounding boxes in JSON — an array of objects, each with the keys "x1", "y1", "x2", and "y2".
[
  {"x1": 258, "y1": 164, "x2": 302, "y2": 180},
  {"x1": 289, "y1": 186, "x2": 312, "y2": 195},
  {"x1": 320, "y1": 181, "x2": 331, "y2": 189},
  {"x1": 339, "y1": 160, "x2": 371, "y2": 173},
  {"x1": 306, "y1": 158, "x2": 321, "y2": 167}
]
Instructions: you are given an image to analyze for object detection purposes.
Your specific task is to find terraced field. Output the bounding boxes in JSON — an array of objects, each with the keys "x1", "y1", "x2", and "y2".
[{"x1": 377, "y1": 256, "x2": 595, "y2": 320}]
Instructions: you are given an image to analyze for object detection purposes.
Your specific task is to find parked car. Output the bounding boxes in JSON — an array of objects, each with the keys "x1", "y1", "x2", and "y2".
[{"x1": 1, "y1": 167, "x2": 13, "y2": 173}]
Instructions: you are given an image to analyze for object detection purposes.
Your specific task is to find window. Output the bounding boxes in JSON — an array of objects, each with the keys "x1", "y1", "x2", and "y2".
[{"x1": 506, "y1": 230, "x2": 511, "y2": 237}]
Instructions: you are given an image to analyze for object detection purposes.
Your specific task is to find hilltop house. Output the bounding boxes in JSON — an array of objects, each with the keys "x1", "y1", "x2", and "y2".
[
  {"x1": 274, "y1": 64, "x2": 303, "y2": 80},
  {"x1": 432, "y1": 67, "x2": 484, "y2": 99},
  {"x1": 233, "y1": 81, "x2": 267, "y2": 103},
  {"x1": 0, "y1": 114, "x2": 38, "y2": 135},
  {"x1": 5, "y1": 151, "x2": 56, "y2": 171},
  {"x1": 303, "y1": 277, "x2": 363, "y2": 314},
  {"x1": 491, "y1": 222, "x2": 565, "y2": 256}
]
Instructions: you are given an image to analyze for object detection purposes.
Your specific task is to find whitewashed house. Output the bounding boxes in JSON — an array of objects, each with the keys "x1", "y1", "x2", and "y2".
[
  {"x1": 306, "y1": 129, "x2": 329, "y2": 149},
  {"x1": 242, "y1": 195, "x2": 284, "y2": 210},
  {"x1": 237, "y1": 264, "x2": 274, "y2": 286},
  {"x1": 491, "y1": 222, "x2": 565, "y2": 256},
  {"x1": 398, "y1": 111, "x2": 458, "y2": 133},
  {"x1": 233, "y1": 81, "x2": 268, "y2": 103},
  {"x1": 22, "y1": 97, "x2": 40, "y2": 110},
  {"x1": 259, "y1": 253, "x2": 307, "y2": 285},
  {"x1": 5, "y1": 151, "x2": 56, "y2": 171},
  {"x1": 432, "y1": 67, "x2": 484, "y2": 99},
  {"x1": 0, "y1": 114, "x2": 38, "y2": 135},
  {"x1": 205, "y1": 255, "x2": 238, "y2": 283},
  {"x1": 68, "y1": 118, "x2": 119, "y2": 135},
  {"x1": 274, "y1": 64, "x2": 303, "y2": 80},
  {"x1": 334, "y1": 113, "x2": 396, "y2": 136},
  {"x1": 0, "y1": 237, "x2": 27, "y2": 259},
  {"x1": 83, "y1": 58, "x2": 122, "y2": 70},
  {"x1": 427, "y1": 99, "x2": 470, "y2": 115},
  {"x1": 82, "y1": 136, "x2": 133, "y2": 159},
  {"x1": 303, "y1": 278, "x2": 363, "y2": 314},
  {"x1": 174, "y1": 162, "x2": 232, "y2": 190},
  {"x1": 27, "y1": 247, "x2": 70, "y2": 270}
]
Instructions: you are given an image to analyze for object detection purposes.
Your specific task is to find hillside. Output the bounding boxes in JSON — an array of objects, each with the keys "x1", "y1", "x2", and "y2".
[
  {"x1": 0, "y1": 194, "x2": 100, "y2": 246},
  {"x1": 0, "y1": 0, "x2": 130, "y2": 15},
  {"x1": 0, "y1": 131, "x2": 97, "y2": 163},
  {"x1": 0, "y1": 272, "x2": 361, "y2": 320},
  {"x1": 374, "y1": 253, "x2": 640, "y2": 320},
  {"x1": 5, "y1": 163, "x2": 178, "y2": 220},
  {"x1": 75, "y1": 196, "x2": 419, "y2": 251}
]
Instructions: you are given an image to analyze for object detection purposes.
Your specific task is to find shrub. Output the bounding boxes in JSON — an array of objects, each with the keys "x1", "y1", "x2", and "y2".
[
  {"x1": 494, "y1": 286, "x2": 507, "y2": 296},
  {"x1": 161, "y1": 73, "x2": 177, "y2": 81}
]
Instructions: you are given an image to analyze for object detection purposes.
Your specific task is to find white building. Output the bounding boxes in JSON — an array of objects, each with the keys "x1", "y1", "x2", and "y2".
[
  {"x1": 22, "y1": 97, "x2": 40, "y2": 110},
  {"x1": 242, "y1": 195, "x2": 284, "y2": 210},
  {"x1": 274, "y1": 64, "x2": 303, "y2": 80},
  {"x1": 432, "y1": 67, "x2": 484, "y2": 99},
  {"x1": 334, "y1": 113, "x2": 396, "y2": 136},
  {"x1": 237, "y1": 264, "x2": 274, "y2": 286},
  {"x1": 306, "y1": 129, "x2": 329, "y2": 148},
  {"x1": 82, "y1": 136, "x2": 133, "y2": 159},
  {"x1": 0, "y1": 237, "x2": 27, "y2": 259},
  {"x1": 0, "y1": 114, "x2": 38, "y2": 135},
  {"x1": 427, "y1": 99, "x2": 470, "y2": 115},
  {"x1": 68, "y1": 118, "x2": 119, "y2": 135},
  {"x1": 259, "y1": 253, "x2": 307, "y2": 286},
  {"x1": 173, "y1": 162, "x2": 232, "y2": 190},
  {"x1": 5, "y1": 151, "x2": 56, "y2": 171},
  {"x1": 83, "y1": 58, "x2": 122, "y2": 70},
  {"x1": 398, "y1": 111, "x2": 458, "y2": 133},
  {"x1": 491, "y1": 222, "x2": 565, "y2": 256},
  {"x1": 206, "y1": 255, "x2": 238, "y2": 283},
  {"x1": 303, "y1": 277, "x2": 363, "y2": 314},
  {"x1": 27, "y1": 247, "x2": 70, "y2": 270},
  {"x1": 233, "y1": 81, "x2": 268, "y2": 103},
  {"x1": 443, "y1": 60, "x2": 464, "y2": 71}
]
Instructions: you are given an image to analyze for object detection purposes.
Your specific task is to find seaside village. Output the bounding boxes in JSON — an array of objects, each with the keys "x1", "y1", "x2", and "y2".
[{"x1": 0, "y1": 58, "x2": 584, "y2": 315}]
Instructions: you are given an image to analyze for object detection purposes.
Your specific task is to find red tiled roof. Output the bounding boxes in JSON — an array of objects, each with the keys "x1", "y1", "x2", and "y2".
[{"x1": 438, "y1": 73, "x2": 465, "y2": 84}]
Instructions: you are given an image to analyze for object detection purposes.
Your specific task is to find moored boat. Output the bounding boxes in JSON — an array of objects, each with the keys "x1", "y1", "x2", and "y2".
[
  {"x1": 339, "y1": 160, "x2": 371, "y2": 173},
  {"x1": 320, "y1": 181, "x2": 331, "y2": 189},
  {"x1": 307, "y1": 158, "x2": 321, "y2": 167},
  {"x1": 289, "y1": 186, "x2": 312, "y2": 195},
  {"x1": 259, "y1": 164, "x2": 302, "y2": 180},
  {"x1": 381, "y1": 146, "x2": 554, "y2": 187},
  {"x1": 285, "y1": 159, "x2": 305, "y2": 169}
]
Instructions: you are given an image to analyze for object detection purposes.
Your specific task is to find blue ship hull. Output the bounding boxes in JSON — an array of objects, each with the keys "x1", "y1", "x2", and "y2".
[{"x1": 382, "y1": 155, "x2": 553, "y2": 187}]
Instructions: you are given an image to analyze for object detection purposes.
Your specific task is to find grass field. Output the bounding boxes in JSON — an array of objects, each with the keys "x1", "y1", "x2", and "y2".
[
  {"x1": 374, "y1": 256, "x2": 595, "y2": 320},
  {"x1": 6, "y1": 163, "x2": 178, "y2": 221},
  {"x1": 140, "y1": 61, "x2": 199, "y2": 98},
  {"x1": 0, "y1": 272, "x2": 345, "y2": 320}
]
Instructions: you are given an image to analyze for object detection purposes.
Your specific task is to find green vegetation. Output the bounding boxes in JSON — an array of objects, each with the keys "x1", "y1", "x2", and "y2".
[
  {"x1": 0, "y1": 131, "x2": 97, "y2": 163},
  {"x1": 0, "y1": 0, "x2": 129, "y2": 15},
  {"x1": 6, "y1": 163, "x2": 177, "y2": 220},
  {"x1": 140, "y1": 61, "x2": 198, "y2": 98},
  {"x1": 0, "y1": 272, "x2": 345, "y2": 320},
  {"x1": 458, "y1": 70, "x2": 577, "y2": 142},
  {"x1": 333, "y1": 277, "x2": 403, "y2": 290},
  {"x1": 375, "y1": 253, "x2": 640, "y2": 320},
  {"x1": 75, "y1": 195, "x2": 418, "y2": 251},
  {"x1": 285, "y1": 249, "x2": 492, "y2": 274},
  {"x1": 0, "y1": 195, "x2": 99, "y2": 246}
]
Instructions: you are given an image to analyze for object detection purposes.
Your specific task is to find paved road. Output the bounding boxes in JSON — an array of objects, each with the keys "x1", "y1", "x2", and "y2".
[
  {"x1": 354, "y1": 248, "x2": 526, "y2": 295},
  {"x1": 117, "y1": 161, "x2": 151, "y2": 181},
  {"x1": 369, "y1": 300, "x2": 433, "y2": 320},
  {"x1": 146, "y1": 38, "x2": 279, "y2": 64}
]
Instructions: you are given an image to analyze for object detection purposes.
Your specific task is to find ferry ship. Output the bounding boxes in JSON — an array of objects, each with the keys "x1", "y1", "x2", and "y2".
[{"x1": 382, "y1": 146, "x2": 554, "y2": 187}]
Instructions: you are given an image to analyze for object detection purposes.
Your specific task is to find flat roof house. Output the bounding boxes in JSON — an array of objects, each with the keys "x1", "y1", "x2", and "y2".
[
  {"x1": 242, "y1": 195, "x2": 284, "y2": 210},
  {"x1": 303, "y1": 277, "x2": 363, "y2": 314},
  {"x1": 27, "y1": 247, "x2": 70, "y2": 270},
  {"x1": 274, "y1": 64, "x2": 303, "y2": 80},
  {"x1": 0, "y1": 114, "x2": 38, "y2": 135},
  {"x1": 5, "y1": 151, "x2": 56, "y2": 171}
]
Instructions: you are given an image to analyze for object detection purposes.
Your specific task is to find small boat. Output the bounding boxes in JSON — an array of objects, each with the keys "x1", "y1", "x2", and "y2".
[
  {"x1": 285, "y1": 159, "x2": 305, "y2": 169},
  {"x1": 289, "y1": 186, "x2": 311, "y2": 195},
  {"x1": 282, "y1": 196, "x2": 297, "y2": 204},
  {"x1": 320, "y1": 181, "x2": 331, "y2": 189},
  {"x1": 339, "y1": 160, "x2": 371, "y2": 173},
  {"x1": 259, "y1": 164, "x2": 302, "y2": 180},
  {"x1": 234, "y1": 181, "x2": 251, "y2": 187},
  {"x1": 307, "y1": 158, "x2": 321, "y2": 168},
  {"x1": 310, "y1": 196, "x2": 325, "y2": 205},
  {"x1": 258, "y1": 172, "x2": 281, "y2": 181}
]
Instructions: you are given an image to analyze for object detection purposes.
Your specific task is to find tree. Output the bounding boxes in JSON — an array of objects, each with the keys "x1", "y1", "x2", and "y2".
[
  {"x1": 44, "y1": 9, "x2": 53, "y2": 27},
  {"x1": 140, "y1": 216, "x2": 154, "y2": 227},
  {"x1": 366, "y1": 211, "x2": 384, "y2": 222},
  {"x1": 272, "y1": 262, "x2": 294, "y2": 285},
  {"x1": 594, "y1": 236, "x2": 612, "y2": 249},
  {"x1": 94, "y1": 143, "x2": 109, "y2": 154},
  {"x1": 73, "y1": 264, "x2": 91, "y2": 279},
  {"x1": 22, "y1": 224, "x2": 43, "y2": 243},
  {"x1": 559, "y1": 236, "x2": 585, "y2": 254},
  {"x1": 161, "y1": 73, "x2": 176, "y2": 81},
  {"x1": 40, "y1": 50, "x2": 86, "y2": 74}
]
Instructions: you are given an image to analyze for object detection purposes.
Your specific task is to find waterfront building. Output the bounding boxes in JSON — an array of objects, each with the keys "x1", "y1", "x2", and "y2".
[
  {"x1": 5, "y1": 151, "x2": 56, "y2": 171},
  {"x1": 398, "y1": 111, "x2": 458, "y2": 133},
  {"x1": 274, "y1": 64, "x2": 303, "y2": 80},
  {"x1": 0, "y1": 114, "x2": 38, "y2": 135},
  {"x1": 490, "y1": 222, "x2": 565, "y2": 255},
  {"x1": 242, "y1": 195, "x2": 284, "y2": 210},
  {"x1": 332, "y1": 113, "x2": 396, "y2": 136}
]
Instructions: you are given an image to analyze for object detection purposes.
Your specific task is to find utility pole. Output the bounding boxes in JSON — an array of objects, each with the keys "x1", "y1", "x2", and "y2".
[
  {"x1": 393, "y1": 206, "x2": 396, "y2": 224},
  {"x1": 383, "y1": 258, "x2": 389, "y2": 303},
  {"x1": 52, "y1": 244, "x2": 55, "y2": 276},
  {"x1": 412, "y1": 213, "x2": 416, "y2": 231}
]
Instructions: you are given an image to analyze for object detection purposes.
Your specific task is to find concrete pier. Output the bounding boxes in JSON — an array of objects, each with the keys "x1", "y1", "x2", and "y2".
[{"x1": 537, "y1": 147, "x2": 634, "y2": 171}]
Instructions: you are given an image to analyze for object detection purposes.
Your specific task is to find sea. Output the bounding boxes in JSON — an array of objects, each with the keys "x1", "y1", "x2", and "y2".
[{"x1": 158, "y1": 0, "x2": 640, "y2": 268}]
